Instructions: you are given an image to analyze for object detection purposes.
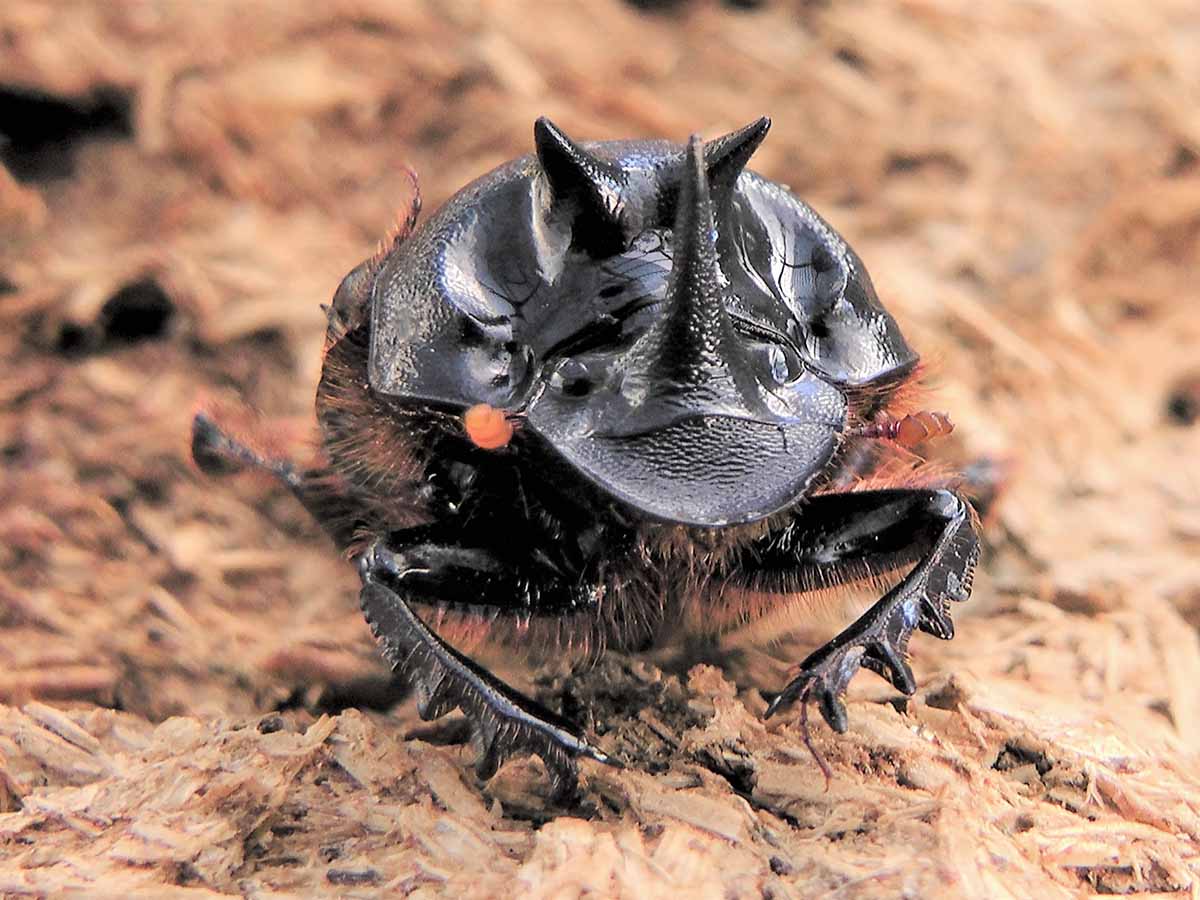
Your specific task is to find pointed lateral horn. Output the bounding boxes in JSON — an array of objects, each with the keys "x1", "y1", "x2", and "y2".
[
  {"x1": 652, "y1": 134, "x2": 736, "y2": 381},
  {"x1": 533, "y1": 117, "x2": 627, "y2": 256},
  {"x1": 703, "y1": 116, "x2": 771, "y2": 196}
]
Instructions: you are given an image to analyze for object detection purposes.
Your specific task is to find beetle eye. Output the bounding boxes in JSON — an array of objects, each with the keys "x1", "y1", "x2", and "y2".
[
  {"x1": 764, "y1": 342, "x2": 804, "y2": 386},
  {"x1": 547, "y1": 358, "x2": 595, "y2": 398}
]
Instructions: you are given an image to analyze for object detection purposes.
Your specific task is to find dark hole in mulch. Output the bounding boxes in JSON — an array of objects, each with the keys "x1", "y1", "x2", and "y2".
[
  {"x1": 835, "y1": 46, "x2": 869, "y2": 71},
  {"x1": 993, "y1": 741, "x2": 1052, "y2": 777},
  {"x1": 55, "y1": 278, "x2": 175, "y2": 356},
  {"x1": 99, "y1": 278, "x2": 174, "y2": 343},
  {"x1": 1166, "y1": 374, "x2": 1200, "y2": 426},
  {"x1": 1165, "y1": 144, "x2": 1198, "y2": 178},
  {"x1": 0, "y1": 84, "x2": 133, "y2": 182},
  {"x1": 55, "y1": 322, "x2": 91, "y2": 356}
]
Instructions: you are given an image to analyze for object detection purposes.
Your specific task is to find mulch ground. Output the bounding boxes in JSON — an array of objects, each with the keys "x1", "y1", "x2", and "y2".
[{"x1": 2, "y1": 1, "x2": 1199, "y2": 897}]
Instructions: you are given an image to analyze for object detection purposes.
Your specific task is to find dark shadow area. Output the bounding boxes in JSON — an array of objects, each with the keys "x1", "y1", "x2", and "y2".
[
  {"x1": 0, "y1": 84, "x2": 133, "y2": 182},
  {"x1": 56, "y1": 278, "x2": 175, "y2": 356},
  {"x1": 100, "y1": 279, "x2": 174, "y2": 343}
]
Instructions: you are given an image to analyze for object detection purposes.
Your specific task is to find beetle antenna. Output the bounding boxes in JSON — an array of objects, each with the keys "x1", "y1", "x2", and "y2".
[
  {"x1": 395, "y1": 164, "x2": 423, "y2": 244},
  {"x1": 850, "y1": 410, "x2": 955, "y2": 448},
  {"x1": 380, "y1": 165, "x2": 423, "y2": 250}
]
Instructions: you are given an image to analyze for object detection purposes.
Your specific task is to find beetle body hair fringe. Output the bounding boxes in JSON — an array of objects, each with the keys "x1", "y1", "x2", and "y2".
[{"x1": 316, "y1": 323, "x2": 437, "y2": 530}]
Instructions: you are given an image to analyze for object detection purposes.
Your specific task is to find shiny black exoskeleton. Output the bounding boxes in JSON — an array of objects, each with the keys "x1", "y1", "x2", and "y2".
[{"x1": 194, "y1": 117, "x2": 980, "y2": 798}]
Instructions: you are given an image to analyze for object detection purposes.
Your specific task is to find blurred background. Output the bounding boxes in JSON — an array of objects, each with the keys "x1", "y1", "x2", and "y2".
[{"x1": 1, "y1": 1, "x2": 1198, "y2": 896}]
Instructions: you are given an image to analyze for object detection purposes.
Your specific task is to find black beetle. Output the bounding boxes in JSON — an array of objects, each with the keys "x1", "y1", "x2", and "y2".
[{"x1": 194, "y1": 117, "x2": 980, "y2": 797}]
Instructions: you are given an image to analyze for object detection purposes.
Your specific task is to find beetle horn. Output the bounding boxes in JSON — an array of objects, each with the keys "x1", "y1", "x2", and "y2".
[
  {"x1": 704, "y1": 116, "x2": 770, "y2": 197},
  {"x1": 534, "y1": 117, "x2": 628, "y2": 257},
  {"x1": 638, "y1": 134, "x2": 741, "y2": 388}
]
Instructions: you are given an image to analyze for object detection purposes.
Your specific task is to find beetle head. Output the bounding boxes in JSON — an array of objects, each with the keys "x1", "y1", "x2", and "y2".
[
  {"x1": 527, "y1": 135, "x2": 847, "y2": 526},
  {"x1": 362, "y1": 117, "x2": 917, "y2": 527}
]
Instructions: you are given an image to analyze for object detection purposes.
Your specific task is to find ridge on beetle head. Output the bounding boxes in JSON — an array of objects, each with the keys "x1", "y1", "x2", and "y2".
[{"x1": 366, "y1": 117, "x2": 917, "y2": 526}]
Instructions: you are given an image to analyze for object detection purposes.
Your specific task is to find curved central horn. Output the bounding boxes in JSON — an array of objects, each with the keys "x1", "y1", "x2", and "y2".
[
  {"x1": 534, "y1": 117, "x2": 628, "y2": 257},
  {"x1": 630, "y1": 134, "x2": 743, "y2": 394}
]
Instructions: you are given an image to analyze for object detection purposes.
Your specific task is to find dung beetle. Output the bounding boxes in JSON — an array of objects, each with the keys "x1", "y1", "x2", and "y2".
[{"x1": 194, "y1": 117, "x2": 980, "y2": 797}]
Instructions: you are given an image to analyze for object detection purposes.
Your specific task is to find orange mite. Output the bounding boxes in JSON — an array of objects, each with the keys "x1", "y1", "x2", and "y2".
[{"x1": 463, "y1": 403, "x2": 515, "y2": 450}]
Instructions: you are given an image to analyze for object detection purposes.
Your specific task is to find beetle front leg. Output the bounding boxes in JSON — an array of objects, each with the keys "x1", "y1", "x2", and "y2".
[
  {"x1": 743, "y1": 489, "x2": 980, "y2": 731},
  {"x1": 357, "y1": 537, "x2": 615, "y2": 800}
]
